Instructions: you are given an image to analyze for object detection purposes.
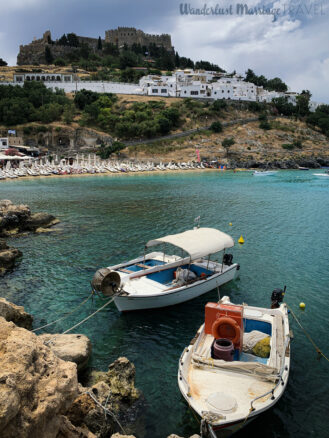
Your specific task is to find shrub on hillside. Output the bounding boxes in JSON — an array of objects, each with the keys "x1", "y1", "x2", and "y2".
[{"x1": 210, "y1": 121, "x2": 223, "y2": 133}]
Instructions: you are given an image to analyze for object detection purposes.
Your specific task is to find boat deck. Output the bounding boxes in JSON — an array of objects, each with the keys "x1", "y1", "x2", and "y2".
[{"x1": 116, "y1": 256, "x2": 221, "y2": 295}]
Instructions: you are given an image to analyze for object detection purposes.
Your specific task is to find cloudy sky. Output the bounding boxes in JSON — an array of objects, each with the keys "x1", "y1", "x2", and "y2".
[{"x1": 0, "y1": 0, "x2": 328, "y2": 102}]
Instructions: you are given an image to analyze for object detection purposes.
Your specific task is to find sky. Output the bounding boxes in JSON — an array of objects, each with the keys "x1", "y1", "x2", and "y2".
[{"x1": 0, "y1": 0, "x2": 328, "y2": 103}]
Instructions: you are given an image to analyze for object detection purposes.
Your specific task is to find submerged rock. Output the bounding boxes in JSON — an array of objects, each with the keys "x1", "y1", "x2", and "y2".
[
  {"x1": 0, "y1": 297, "x2": 33, "y2": 329},
  {"x1": 39, "y1": 334, "x2": 92, "y2": 371},
  {"x1": 67, "y1": 357, "x2": 142, "y2": 438},
  {"x1": 0, "y1": 240, "x2": 22, "y2": 275},
  {"x1": 0, "y1": 317, "x2": 78, "y2": 438},
  {"x1": 24, "y1": 212, "x2": 59, "y2": 231},
  {"x1": 0, "y1": 199, "x2": 59, "y2": 236}
]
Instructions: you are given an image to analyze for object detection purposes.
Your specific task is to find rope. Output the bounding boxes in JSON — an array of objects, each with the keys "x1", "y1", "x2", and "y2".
[
  {"x1": 32, "y1": 291, "x2": 94, "y2": 332},
  {"x1": 85, "y1": 390, "x2": 126, "y2": 434},
  {"x1": 44, "y1": 296, "x2": 115, "y2": 345},
  {"x1": 287, "y1": 304, "x2": 329, "y2": 362}
]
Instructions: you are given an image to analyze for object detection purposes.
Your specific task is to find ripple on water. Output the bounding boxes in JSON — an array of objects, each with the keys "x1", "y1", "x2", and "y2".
[{"x1": 1, "y1": 170, "x2": 328, "y2": 438}]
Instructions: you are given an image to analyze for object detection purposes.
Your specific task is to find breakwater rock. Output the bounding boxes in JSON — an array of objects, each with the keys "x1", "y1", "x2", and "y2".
[
  {"x1": 0, "y1": 317, "x2": 79, "y2": 438},
  {"x1": 0, "y1": 200, "x2": 59, "y2": 236},
  {"x1": 0, "y1": 240, "x2": 22, "y2": 275}
]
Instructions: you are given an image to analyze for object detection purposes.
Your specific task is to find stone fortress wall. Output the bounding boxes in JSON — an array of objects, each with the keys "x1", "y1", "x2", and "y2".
[
  {"x1": 17, "y1": 27, "x2": 173, "y2": 65},
  {"x1": 105, "y1": 27, "x2": 173, "y2": 51}
]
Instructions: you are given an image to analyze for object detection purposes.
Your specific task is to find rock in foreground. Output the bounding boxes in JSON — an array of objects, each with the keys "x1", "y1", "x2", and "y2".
[
  {"x1": 0, "y1": 240, "x2": 22, "y2": 275},
  {"x1": 0, "y1": 317, "x2": 78, "y2": 438},
  {"x1": 39, "y1": 333, "x2": 92, "y2": 371},
  {"x1": 0, "y1": 297, "x2": 33, "y2": 329},
  {"x1": 67, "y1": 357, "x2": 142, "y2": 437}
]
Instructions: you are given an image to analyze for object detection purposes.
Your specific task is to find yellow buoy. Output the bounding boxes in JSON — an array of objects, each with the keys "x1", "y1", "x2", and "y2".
[
  {"x1": 299, "y1": 302, "x2": 306, "y2": 310},
  {"x1": 229, "y1": 222, "x2": 233, "y2": 226},
  {"x1": 238, "y1": 235, "x2": 245, "y2": 244}
]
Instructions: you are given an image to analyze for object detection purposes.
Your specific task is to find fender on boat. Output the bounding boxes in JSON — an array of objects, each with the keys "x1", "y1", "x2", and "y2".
[{"x1": 92, "y1": 268, "x2": 121, "y2": 297}]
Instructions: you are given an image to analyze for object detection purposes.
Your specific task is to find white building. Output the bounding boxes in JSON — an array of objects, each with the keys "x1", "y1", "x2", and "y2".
[
  {"x1": 3, "y1": 69, "x2": 322, "y2": 112},
  {"x1": 14, "y1": 73, "x2": 73, "y2": 83}
]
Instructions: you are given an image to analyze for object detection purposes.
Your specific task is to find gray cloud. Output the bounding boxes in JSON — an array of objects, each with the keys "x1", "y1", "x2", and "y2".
[{"x1": 0, "y1": 0, "x2": 328, "y2": 103}]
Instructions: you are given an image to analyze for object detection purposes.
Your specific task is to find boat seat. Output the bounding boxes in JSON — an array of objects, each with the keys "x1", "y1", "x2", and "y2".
[
  {"x1": 119, "y1": 268, "x2": 134, "y2": 273},
  {"x1": 136, "y1": 263, "x2": 150, "y2": 269}
]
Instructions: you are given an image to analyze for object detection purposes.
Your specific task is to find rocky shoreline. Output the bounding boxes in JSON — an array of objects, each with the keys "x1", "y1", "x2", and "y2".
[
  {"x1": 230, "y1": 156, "x2": 329, "y2": 169},
  {"x1": 0, "y1": 200, "x2": 59, "y2": 275},
  {"x1": 0, "y1": 299, "x2": 198, "y2": 438}
]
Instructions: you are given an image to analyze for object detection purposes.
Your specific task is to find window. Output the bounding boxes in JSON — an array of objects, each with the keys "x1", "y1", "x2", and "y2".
[
  {"x1": 222, "y1": 90, "x2": 224, "y2": 93},
  {"x1": 184, "y1": 90, "x2": 187, "y2": 94},
  {"x1": 214, "y1": 92, "x2": 217, "y2": 95},
  {"x1": 200, "y1": 90, "x2": 205, "y2": 94},
  {"x1": 161, "y1": 89, "x2": 167, "y2": 93},
  {"x1": 191, "y1": 90, "x2": 199, "y2": 95},
  {"x1": 151, "y1": 89, "x2": 158, "y2": 93}
]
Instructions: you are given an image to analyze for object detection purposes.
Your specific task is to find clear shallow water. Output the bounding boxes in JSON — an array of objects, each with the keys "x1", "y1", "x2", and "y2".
[{"x1": 1, "y1": 170, "x2": 328, "y2": 438}]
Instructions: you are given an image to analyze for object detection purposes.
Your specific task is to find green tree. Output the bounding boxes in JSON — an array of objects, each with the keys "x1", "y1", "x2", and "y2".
[
  {"x1": 222, "y1": 137, "x2": 235, "y2": 156},
  {"x1": 296, "y1": 90, "x2": 311, "y2": 117},
  {"x1": 54, "y1": 58, "x2": 66, "y2": 66},
  {"x1": 57, "y1": 34, "x2": 68, "y2": 46},
  {"x1": 0, "y1": 58, "x2": 7, "y2": 66},
  {"x1": 119, "y1": 51, "x2": 138, "y2": 69},
  {"x1": 62, "y1": 104, "x2": 74, "y2": 124},
  {"x1": 74, "y1": 89, "x2": 99, "y2": 109},
  {"x1": 272, "y1": 97, "x2": 295, "y2": 116},
  {"x1": 45, "y1": 46, "x2": 54, "y2": 64},
  {"x1": 67, "y1": 33, "x2": 79, "y2": 47},
  {"x1": 97, "y1": 36, "x2": 102, "y2": 50},
  {"x1": 212, "y1": 100, "x2": 227, "y2": 112}
]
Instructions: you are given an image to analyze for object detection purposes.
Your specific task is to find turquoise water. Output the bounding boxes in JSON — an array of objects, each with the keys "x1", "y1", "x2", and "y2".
[{"x1": 1, "y1": 170, "x2": 328, "y2": 438}]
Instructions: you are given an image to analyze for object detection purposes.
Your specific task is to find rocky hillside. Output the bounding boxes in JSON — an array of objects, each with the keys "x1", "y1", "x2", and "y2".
[
  {"x1": 0, "y1": 92, "x2": 328, "y2": 166},
  {"x1": 126, "y1": 117, "x2": 329, "y2": 167}
]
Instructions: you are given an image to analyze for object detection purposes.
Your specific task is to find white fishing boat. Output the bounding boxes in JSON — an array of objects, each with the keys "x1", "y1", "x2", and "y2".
[
  {"x1": 92, "y1": 226, "x2": 239, "y2": 312},
  {"x1": 178, "y1": 291, "x2": 290, "y2": 437},
  {"x1": 253, "y1": 170, "x2": 277, "y2": 176}
]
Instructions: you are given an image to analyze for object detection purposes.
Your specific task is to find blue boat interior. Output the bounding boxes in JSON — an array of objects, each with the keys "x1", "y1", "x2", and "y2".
[
  {"x1": 234, "y1": 319, "x2": 272, "y2": 363},
  {"x1": 119, "y1": 259, "x2": 214, "y2": 284}
]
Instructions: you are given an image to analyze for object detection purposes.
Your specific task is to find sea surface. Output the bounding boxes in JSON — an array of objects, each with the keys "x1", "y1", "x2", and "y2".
[{"x1": 1, "y1": 170, "x2": 328, "y2": 438}]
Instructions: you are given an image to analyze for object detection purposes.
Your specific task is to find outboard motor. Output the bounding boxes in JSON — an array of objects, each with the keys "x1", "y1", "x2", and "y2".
[
  {"x1": 271, "y1": 286, "x2": 286, "y2": 309},
  {"x1": 223, "y1": 253, "x2": 233, "y2": 266},
  {"x1": 92, "y1": 268, "x2": 121, "y2": 297}
]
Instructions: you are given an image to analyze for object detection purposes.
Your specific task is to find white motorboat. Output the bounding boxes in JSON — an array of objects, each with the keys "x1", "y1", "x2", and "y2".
[
  {"x1": 253, "y1": 170, "x2": 277, "y2": 176},
  {"x1": 92, "y1": 227, "x2": 239, "y2": 312},
  {"x1": 178, "y1": 291, "x2": 290, "y2": 437},
  {"x1": 313, "y1": 172, "x2": 329, "y2": 178}
]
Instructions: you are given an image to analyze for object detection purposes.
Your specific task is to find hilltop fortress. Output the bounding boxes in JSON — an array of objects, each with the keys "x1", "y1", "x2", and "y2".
[{"x1": 17, "y1": 27, "x2": 173, "y2": 65}]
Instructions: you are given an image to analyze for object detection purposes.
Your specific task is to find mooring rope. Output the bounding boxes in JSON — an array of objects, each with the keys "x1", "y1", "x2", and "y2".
[
  {"x1": 44, "y1": 296, "x2": 115, "y2": 345},
  {"x1": 85, "y1": 390, "x2": 126, "y2": 434},
  {"x1": 32, "y1": 291, "x2": 94, "y2": 332},
  {"x1": 287, "y1": 304, "x2": 329, "y2": 363}
]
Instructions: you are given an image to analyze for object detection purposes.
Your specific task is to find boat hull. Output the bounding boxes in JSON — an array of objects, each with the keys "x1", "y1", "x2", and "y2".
[{"x1": 114, "y1": 265, "x2": 238, "y2": 312}]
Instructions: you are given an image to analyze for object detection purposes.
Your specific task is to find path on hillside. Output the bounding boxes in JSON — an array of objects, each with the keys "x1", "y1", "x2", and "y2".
[{"x1": 123, "y1": 116, "x2": 277, "y2": 147}]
